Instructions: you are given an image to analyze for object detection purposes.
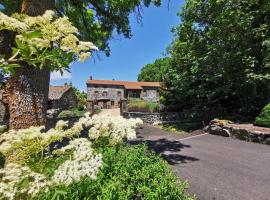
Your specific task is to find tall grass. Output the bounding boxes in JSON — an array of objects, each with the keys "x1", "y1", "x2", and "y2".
[{"x1": 127, "y1": 100, "x2": 159, "y2": 113}]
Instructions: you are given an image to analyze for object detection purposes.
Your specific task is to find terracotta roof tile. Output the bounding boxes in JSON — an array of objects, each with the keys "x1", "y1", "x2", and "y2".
[
  {"x1": 49, "y1": 86, "x2": 72, "y2": 100},
  {"x1": 87, "y1": 80, "x2": 160, "y2": 90}
]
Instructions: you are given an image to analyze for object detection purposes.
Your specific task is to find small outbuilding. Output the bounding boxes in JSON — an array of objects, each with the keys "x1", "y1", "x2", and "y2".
[{"x1": 48, "y1": 86, "x2": 77, "y2": 111}]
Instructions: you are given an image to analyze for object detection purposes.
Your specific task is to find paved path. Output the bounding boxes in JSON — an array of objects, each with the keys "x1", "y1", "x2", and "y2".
[
  {"x1": 99, "y1": 108, "x2": 120, "y2": 116},
  {"x1": 136, "y1": 125, "x2": 270, "y2": 200}
]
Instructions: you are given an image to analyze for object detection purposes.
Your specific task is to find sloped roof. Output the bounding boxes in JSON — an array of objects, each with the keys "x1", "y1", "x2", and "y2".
[
  {"x1": 48, "y1": 86, "x2": 72, "y2": 100},
  {"x1": 87, "y1": 80, "x2": 160, "y2": 90}
]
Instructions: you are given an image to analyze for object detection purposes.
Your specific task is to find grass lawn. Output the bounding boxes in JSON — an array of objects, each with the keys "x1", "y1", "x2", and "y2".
[
  {"x1": 57, "y1": 108, "x2": 87, "y2": 118},
  {"x1": 158, "y1": 121, "x2": 203, "y2": 134}
]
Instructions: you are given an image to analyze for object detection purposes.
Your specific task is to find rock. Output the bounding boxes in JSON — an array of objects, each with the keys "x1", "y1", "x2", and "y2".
[
  {"x1": 209, "y1": 118, "x2": 233, "y2": 126},
  {"x1": 205, "y1": 125, "x2": 231, "y2": 137},
  {"x1": 46, "y1": 109, "x2": 60, "y2": 119}
]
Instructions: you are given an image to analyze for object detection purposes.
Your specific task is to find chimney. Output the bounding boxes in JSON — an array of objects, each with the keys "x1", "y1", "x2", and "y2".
[{"x1": 89, "y1": 76, "x2": 93, "y2": 80}]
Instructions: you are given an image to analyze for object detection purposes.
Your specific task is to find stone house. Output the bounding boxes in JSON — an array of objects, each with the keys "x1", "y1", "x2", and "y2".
[
  {"x1": 48, "y1": 86, "x2": 77, "y2": 111},
  {"x1": 86, "y1": 79, "x2": 160, "y2": 109}
]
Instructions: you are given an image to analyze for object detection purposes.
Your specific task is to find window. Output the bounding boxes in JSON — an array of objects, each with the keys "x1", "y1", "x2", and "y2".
[
  {"x1": 111, "y1": 101, "x2": 115, "y2": 106},
  {"x1": 128, "y1": 91, "x2": 140, "y2": 98},
  {"x1": 93, "y1": 91, "x2": 99, "y2": 99},
  {"x1": 102, "y1": 91, "x2": 108, "y2": 97},
  {"x1": 117, "y1": 91, "x2": 122, "y2": 98},
  {"x1": 142, "y1": 90, "x2": 147, "y2": 97}
]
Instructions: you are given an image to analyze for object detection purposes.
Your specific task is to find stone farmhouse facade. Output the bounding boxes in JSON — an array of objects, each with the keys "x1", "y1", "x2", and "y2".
[
  {"x1": 86, "y1": 79, "x2": 160, "y2": 109},
  {"x1": 48, "y1": 86, "x2": 77, "y2": 111}
]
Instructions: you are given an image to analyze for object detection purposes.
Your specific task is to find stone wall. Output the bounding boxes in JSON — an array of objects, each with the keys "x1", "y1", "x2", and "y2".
[
  {"x1": 204, "y1": 120, "x2": 270, "y2": 145},
  {"x1": 87, "y1": 85, "x2": 160, "y2": 105},
  {"x1": 49, "y1": 89, "x2": 77, "y2": 111},
  {"x1": 141, "y1": 87, "x2": 159, "y2": 102},
  {"x1": 123, "y1": 111, "x2": 206, "y2": 125},
  {"x1": 87, "y1": 84, "x2": 125, "y2": 101}
]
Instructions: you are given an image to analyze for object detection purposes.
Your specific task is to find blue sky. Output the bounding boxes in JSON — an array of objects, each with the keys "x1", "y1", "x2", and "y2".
[{"x1": 50, "y1": 0, "x2": 185, "y2": 91}]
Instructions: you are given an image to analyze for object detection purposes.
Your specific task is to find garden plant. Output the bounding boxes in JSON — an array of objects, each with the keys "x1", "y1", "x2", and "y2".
[{"x1": 0, "y1": 114, "x2": 193, "y2": 200}]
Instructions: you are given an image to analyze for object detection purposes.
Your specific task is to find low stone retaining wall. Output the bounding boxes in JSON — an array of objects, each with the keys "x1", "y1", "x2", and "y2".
[
  {"x1": 122, "y1": 111, "x2": 206, "y2": 125},
  {"x1": 204, "y1": 121, "x2": 270, "y2": 145}
]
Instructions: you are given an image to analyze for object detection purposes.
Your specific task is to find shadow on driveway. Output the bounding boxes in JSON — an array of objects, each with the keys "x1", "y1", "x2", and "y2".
[{"x1": 131, "y1": 138, "x2": 199, "y2": 165}]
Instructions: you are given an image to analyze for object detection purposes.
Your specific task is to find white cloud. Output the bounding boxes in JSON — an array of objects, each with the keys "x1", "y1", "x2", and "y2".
[{"x1": 50, "y1": 71, "x2": 72, "y2": 81}]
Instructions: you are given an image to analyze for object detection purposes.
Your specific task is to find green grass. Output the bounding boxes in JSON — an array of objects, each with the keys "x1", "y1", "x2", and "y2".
[
  {"x1": 57, "y1": 108, "x2": 86, "y2": 118},
  {"x1": 128, "y1": 100, "x2": 159, "y2": 113},
  {"x1": 159, "y1": 122, "x2": 203, "y2": 133},
  {"x1": 159, "y1": 124, "x2": 187, "y2": 134}
]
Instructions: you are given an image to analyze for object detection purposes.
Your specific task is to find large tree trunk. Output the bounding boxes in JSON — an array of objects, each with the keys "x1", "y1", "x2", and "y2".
[
  {"x1": 3, "y1": 66, "x2": 50, "y2": 129},
  {"x1": 2, "y1": 0, "x2": 54, "y2": 129}
]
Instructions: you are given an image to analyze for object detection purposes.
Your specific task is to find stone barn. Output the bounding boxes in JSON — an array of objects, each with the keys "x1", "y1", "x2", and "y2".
[{"x1": 48, "y1": 86, "x2": 77, "y2": 111}]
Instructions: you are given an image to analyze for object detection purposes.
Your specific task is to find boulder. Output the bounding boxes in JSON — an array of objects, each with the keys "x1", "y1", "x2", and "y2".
[{"x1": 204, "y1": 125, "x2": 231, "y2": 137}]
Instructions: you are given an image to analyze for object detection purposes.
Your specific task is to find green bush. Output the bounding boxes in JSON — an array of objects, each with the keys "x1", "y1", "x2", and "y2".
[
  {"x1": 33, "y1": 144, "x2": 193, "y2": 200},
  {"x1": 254, "y1": 103, "x2": 270, "y2": 128},
  {"x1": 57, "y1": 108, "x2": 86, "y2": 118},
  {"x1": 128, "y1": 100, "x2": 159, "y2": 113}
]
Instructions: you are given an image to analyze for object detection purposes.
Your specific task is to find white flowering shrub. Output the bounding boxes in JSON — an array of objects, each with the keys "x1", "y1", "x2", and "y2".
[
  {"x1": 0, "y1": 114, "x2": 143, "y2": 199},
  {"x1": 89, "y1": 114, "x2": 143, "y2": 144},
  {"x1": 52, "y1": 138, "x2": 102, "y2": 186},
  {"x1": 0, "y1": 163, "x2": 49, "y2": 200},
  {"x1": 0, "y1": 10, "x2": 97, "y2": 75}
]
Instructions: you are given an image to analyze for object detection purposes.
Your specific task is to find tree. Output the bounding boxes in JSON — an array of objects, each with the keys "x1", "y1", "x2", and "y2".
[
  {"x1": 0, "y1": 0, "x2": 161, "y2": 129},
  {"x1": 164, "y1": 0, "x2": 270, "y2": 117},
  {"x1": 0, "y1": 0, "x2": 161, "y2": 56},
  {"x1": 137, "y1": 57, "x2": 171, "y2": 82},
  {"x1": 64, "y1": 82, "x2": 87, "y2": 110}
]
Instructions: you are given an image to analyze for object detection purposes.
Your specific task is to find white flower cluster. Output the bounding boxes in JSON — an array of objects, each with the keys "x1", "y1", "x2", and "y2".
[
  {"x1": 0, "y1": 12, "x2": 29, "y2": 31},
  {"x1": 52, "y1": 138, "x2": 102, "y2": 186},
  {"x1": 0, "y1": 163, "x2": 48, "y2": 200},
  {"x1": 0, "y1": 114, "x2": 143, "y2": 199},
  {"x1": 0, "y1": 10, "x2": 98, "y2": 64},
  {"x1": 0, "y1": 117, "x2": 87, "y2": 156},
  {"x1": 89, "y1": 114, "x2": 143, "y2": 144},
  {"x1": 0, "y1": 139, "x2": 102, "y2": 199}
]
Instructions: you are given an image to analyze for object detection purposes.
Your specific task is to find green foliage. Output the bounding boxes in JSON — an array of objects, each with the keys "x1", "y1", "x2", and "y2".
[
  {"x1": 27, "y1": 153, "x2": 71, "y2": 178},
  {"x1": 57, "y1": 108, "x2": 86, "y2": 118},
  {"x1": 33, "y1": 144, "x2": 193, "y2": 200},
  {"x1": 128, "y1": 100, "x2": 159, "y2": 113},
  {"x1": 0, "y1": 12, "x2": 95, "y2": 75},
  {"x1": 255, "y1": 103, "x2": 270, "y2": 128},
  {"x1": 162, "y1": 0, "x2": 270, "y2": 117},
  {"x1": 65, "y1": 82, "x2": 87, "y2": 109},
  {"x1": 159, "y1": 124, "x2": 187, "y2": 134},
  {"x1": 0, "y1": 0, "x2": 161, "y2": 56},
  {"x1": 94, "y1": 108, "x2": 102, "y2": 115},
  {"x1": 160, "y1": 122, "x2": 202, "y2": 133},
  {"x1": 5, "y1": 131, "x2": 63, "y2": 165},
  {"x1": 138, "y1": 57, "x2": 171, "y2": 82}
]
